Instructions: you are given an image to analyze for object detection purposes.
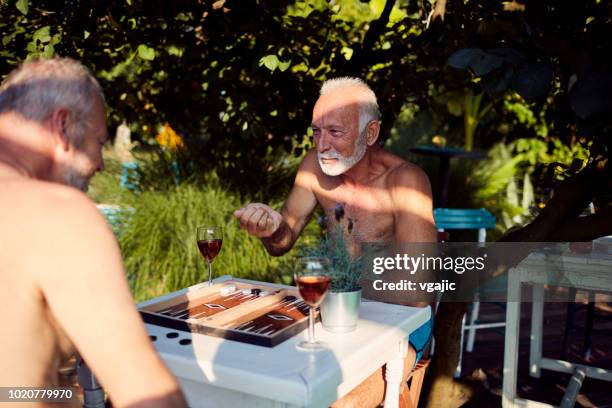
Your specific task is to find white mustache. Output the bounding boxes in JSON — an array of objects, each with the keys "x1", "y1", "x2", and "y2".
[{"x1": 318, "y1": 151, "x2": 342, "y2": 160}]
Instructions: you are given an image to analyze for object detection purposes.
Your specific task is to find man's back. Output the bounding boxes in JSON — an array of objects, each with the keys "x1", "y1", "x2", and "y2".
[
  {"x1": 0, "y1": 175, "x2": 185, "y2": 407},
  {"x1": 0, "y1": 179, "x2": 76, "y2": 387},
  {"x1": 0, "y1": 57, "x2": 186, "y2": 407}
]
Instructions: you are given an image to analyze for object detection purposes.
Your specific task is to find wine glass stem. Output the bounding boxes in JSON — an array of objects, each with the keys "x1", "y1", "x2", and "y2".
[
  {"x1": 207, "y1": 261, "x2": 213, "y2": 285},
  {"x1": 308, "y1": 306, "x2": 316, "y2": 343}
]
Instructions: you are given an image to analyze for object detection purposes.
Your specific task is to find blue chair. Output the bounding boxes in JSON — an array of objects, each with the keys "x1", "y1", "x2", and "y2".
[
  {"x1": 434, "y1": 208, "x2": 496, "y2": 243},
  {"x1": 120, "y1": 161, "x2": 140, "y2": 191},
  {"x1": 96, "y1": 204, "x2": 133, "y2": 237},
  {"x1": 434, "y1": 208, "x2": 499, "y2": 377}
]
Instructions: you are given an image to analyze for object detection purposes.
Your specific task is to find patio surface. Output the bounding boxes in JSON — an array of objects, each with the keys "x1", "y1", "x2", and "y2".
[{"x1": 460, "y1": 301, "x2": 612, "y2": 408}]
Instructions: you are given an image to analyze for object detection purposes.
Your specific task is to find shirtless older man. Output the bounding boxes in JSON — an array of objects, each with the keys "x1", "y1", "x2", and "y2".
[
  {"x1": 234, "y1": 77, "x2": 436, "y2": 407},
  {"x1": 0, "y1": 58, "x2": 185, "y2": 407}
]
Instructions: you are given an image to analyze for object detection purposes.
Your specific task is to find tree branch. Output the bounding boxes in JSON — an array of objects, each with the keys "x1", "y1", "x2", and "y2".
[
  {"x1": 500, "y1": 163, "x2": 606, "y2": 242},
  {"x1": 426, "y1": 0, "x2": 447, "y2": 27},
  {"x1": 361, "y1": 0, "x2": 396, "y2": 55},
  {"x1": 549, "y1": 209, "x2": 612, "y2": 241}
]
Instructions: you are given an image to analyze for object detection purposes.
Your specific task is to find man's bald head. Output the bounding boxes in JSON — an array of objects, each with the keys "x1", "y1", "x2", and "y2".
[
  {"x1": 0, "y1": 58, "x2": 108, "y2": 191},
  {"x1": 0, "y1": 57, "x2": 104, "y2": 146}
]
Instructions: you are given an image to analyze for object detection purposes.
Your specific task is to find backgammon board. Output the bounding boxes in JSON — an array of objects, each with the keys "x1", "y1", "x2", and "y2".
[{"x1": 139, "y1": 279, "x2": 311, "y2": 347}]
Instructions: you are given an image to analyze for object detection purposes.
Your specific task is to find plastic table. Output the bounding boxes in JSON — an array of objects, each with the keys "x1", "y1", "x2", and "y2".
[
  {"x1": 502, "y1": 241, "x2": 612, "y2": 407},
  {"x1": 139, "y1": 276, "x2": 431, "y2": 408}
]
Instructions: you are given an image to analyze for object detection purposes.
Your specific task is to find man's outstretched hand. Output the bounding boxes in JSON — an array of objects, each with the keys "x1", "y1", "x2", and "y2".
[{"x1": 233, "y1": 203, "x2": 283, "y2": 238}]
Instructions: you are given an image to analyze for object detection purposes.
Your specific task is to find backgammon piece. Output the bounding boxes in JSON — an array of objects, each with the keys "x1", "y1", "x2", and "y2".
[
  {"x1": 259, "y1": 291, "x2": 271, "y2": 297},
  {"x1": 241, "y1": 289, "x2": 251, "y2": 295},
  {"x1": 251, "y1": 288, "x2": 262, "y2": 296},
  {"x1": 220, "y1": 285, "x2": 237, "y2": 296}
]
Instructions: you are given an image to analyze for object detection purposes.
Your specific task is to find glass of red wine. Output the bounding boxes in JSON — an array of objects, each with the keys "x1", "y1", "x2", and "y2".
[
  {"x1": 295, "y1": 257, "x2": 331, "y2": 351},
  {"x1": 197, "y1": 226, "x2": 223, "y2": 285}
]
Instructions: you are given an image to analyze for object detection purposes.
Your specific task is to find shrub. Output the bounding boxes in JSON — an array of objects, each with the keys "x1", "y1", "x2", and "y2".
[{"x1": 115, "y1": 183, "x2": 318, "y2": 301}]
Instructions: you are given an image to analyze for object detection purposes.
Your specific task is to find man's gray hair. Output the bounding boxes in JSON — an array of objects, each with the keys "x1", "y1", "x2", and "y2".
[
  {"x1": 320, "y1": 77, "x2": 380, "y2": 133},
  {"x1": 0, "y1": 57, "x2": 104, "y2": 145}
]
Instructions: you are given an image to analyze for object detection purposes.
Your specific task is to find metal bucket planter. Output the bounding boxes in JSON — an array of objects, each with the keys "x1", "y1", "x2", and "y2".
[{"x1": 320, "y1": 289, "x2": 362, "y2": 333}]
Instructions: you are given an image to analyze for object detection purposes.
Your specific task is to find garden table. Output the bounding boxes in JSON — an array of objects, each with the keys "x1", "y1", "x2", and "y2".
[
  {"x1": 502, "y1": 240, "x2": 612, "y2": 408},
  {"x1": 139, "y1": 276, "x2": 431, "y2": 408}
]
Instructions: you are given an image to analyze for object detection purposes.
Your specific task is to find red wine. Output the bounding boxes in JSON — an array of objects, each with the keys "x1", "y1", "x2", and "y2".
[
  {"x1": 197, "y1": 239, "x2": 222, "y2": 261},
  {"x1": 297, "y1": 275, "x2": 330, "y2": 306}
]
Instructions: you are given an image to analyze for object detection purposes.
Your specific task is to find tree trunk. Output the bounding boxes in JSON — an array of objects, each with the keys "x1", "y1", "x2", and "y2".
[{"x1": 424, "y1": 302, "x2": 469, "y2": 408}]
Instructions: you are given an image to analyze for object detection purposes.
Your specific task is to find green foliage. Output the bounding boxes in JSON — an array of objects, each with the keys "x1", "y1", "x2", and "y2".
[
  {"x1": 469, "y1": 137, "x2": 590, "y2": 231},
  {"x1": 0, "y1": 0, "x2": 443, "y2": 194},
  {"x1": 15, "y1": 0, "x2": 28, "y2": 15},
  {"x1": 2, "y1": 0, "x2": 610, "y2": 242},
  {"x1": 116, "y1": 183, "x2": 305, "y2": 301},
  {"x1": 88, "y1": 150, "x2": 319, "y2": 301},
  {"x1": 304, "y1": 226, "x2": 364, "y2": 292},
  {"x1": 302, "y1": 204, "x2": 371, "y2": 292}
]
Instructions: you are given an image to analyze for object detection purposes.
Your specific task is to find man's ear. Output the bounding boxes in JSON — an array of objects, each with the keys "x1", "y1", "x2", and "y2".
[
  {"x1": 49, "y1": 107, "x2": 71, "y2": 152},
  {"x1": 365, "y1": 120, "x2": 381, "y2": 146}
]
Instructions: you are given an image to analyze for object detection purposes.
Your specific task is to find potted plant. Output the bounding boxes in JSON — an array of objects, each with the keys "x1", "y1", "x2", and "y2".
[{"x1": 307, "y1": 204, "x2": 366, "y2": 333}]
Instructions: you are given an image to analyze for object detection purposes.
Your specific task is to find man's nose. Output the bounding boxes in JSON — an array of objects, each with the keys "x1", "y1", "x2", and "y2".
[{"x1": 316, "y1": 132, "x2": 331, "y2": 152}]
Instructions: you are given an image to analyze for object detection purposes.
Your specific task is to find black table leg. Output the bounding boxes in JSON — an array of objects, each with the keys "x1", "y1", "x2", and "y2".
[
  {"x1": 584, "y1": 300, "x2": 595, "y2": 360},
  {"x1": 437, "y1": 156, "x2": 451, "y2": 208},
  {"x1": 563, "y1": 288, "x2": 578, "y2": 359}
]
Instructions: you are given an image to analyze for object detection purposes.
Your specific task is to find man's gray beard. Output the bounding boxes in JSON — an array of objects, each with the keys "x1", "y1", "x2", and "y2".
[
  {"x1": 318, "y1": 133, "x2": 368, "y2": 176},
  {"x1": 63, "y1": 168, "x2": 90, "y2": 192}
]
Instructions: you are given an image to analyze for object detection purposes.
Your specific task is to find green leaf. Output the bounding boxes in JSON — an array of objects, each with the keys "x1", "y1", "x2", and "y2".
[
  {"x1": 2, "y1": 33, "x2": 16, "y2": 46},
  {"x1": 447, "y1": 48, "x2": 484, "y2": 70},
  {"x1": 340, "y1": 46, "x2": 353, "y2": 61},
  {"x1": 137, "y1": 44, "x2": 156, "y2": 61},
  {"x1": 278, "y1": 60, "x2": 291, "y2": 72},
  {"x1": 568, "y1": 72, "x2": 612, "y2": 119},
  {"x1": 469, "y1": 52, "x2": 504, "y2": 76},
  {"x1": 15, "y1": 0, "x2": 28, "y2": 15},
  {"x1": 481, "y1": 67, "x2": 513, "y2": 96},
  {"x1": 42, "y1": 44, "x2": 55, "y2": 58},
  {"x1": 33, "y1": 26, "x2": 51, "y2": 44},
  {"x1": 511, "y1": 63, "x2": 553, "y2": 102},
  {"x1": 259, "y1": 54, "x2": 279, "y2": 72}
]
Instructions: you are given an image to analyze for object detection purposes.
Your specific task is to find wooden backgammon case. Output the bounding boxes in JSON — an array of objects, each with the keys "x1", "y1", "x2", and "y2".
[{"x1": 139, "y1": 278, "x2": 311, "y2": 347}]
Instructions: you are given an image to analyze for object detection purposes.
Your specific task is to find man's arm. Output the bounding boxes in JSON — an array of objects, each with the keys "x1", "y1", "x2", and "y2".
[
  {"x1": 389, "y1": 163, "x2": 437, "y2": 307},
  {"x1": 29, "y1": 189, "x2": 185, "y2": 408},
  {"x1": 234, "y1": 150, "x2": 319, "y2": 256},
  {"x1": 391, "y1": 163, "x2": 437, "y2": 243}
]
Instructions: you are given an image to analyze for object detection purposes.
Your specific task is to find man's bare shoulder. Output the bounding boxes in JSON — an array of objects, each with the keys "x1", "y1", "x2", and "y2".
[
  {"x1": 382, "y1": 152, "x2": 431, "y2": 192},
  {"x1": 2, "y1": 179, "x2": 102, "y2": 221},
  {"x1": 0, "y1": 179, "x2": 113, "y2": 263}
]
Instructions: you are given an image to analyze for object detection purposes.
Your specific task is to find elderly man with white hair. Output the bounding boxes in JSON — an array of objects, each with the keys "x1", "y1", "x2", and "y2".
[
  {"x1": 0, "y1": 58, "x2": 186, "y2": 407},
  {"x1": 235, "y1": 77, "x2": 436, "y2": 407}
]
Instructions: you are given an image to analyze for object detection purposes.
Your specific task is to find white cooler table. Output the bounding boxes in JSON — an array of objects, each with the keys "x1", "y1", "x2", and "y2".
[
  {"x1": 502, "y1": 241, "x2": 612, "y2": 408},
  {"x1": 139, "y1": 277, "x2": 431, "y2": 408}
]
